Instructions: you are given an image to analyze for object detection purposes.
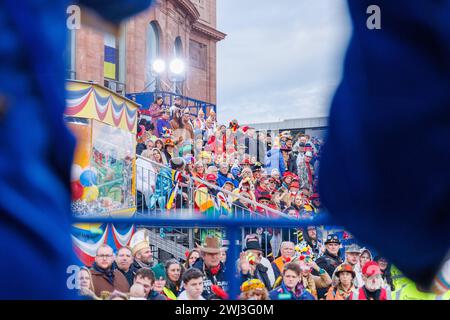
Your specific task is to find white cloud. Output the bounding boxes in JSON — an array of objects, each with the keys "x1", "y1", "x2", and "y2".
[{"x1": 216, "y1": 0, "x2": 352, "y2": 124}]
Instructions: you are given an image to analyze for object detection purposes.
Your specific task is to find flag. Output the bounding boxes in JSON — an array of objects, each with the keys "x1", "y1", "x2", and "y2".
[{"x1": 166, "y1": 170, "x2": 181, "y2": 210}]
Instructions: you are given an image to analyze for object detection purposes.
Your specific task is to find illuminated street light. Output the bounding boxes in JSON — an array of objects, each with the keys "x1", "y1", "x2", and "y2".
[
  {"x1": 152, "y1": 59, "x2": 166, "y2": 74},
  {"x1": 169, "y1": 58, "x2": 185, "y2": 75}
]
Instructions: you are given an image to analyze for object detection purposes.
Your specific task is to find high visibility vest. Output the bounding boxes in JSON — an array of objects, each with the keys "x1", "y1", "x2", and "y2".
[
  {"x1": 163, "y1": 287, "x2": 177, "y2": 300},
  {"x1": 390, "y1": 265, "x2": 409, "y2": 289},
  {"x1": 392, "y1": 283, "x2": 450, "y2": 300}
]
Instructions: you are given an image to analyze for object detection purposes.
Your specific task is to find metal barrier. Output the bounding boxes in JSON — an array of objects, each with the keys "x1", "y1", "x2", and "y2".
[
  {"x1": 135, "y1": 155, "x2": 309, "y2": 257},
  {"x1": 127, "y1": 91, "x2": 217, "y2": 116},
  {"x1": 136, "y1": 155, "x2": 292, "y2": 219}
]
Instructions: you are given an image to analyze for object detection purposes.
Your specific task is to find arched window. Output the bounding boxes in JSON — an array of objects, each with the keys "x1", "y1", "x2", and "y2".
[
  {"x1": 145, "y1": 21, "x2": 161, "y2": 90},
  {"x1": 174, "y1": 36, "x2": 183, "y2": 57}
]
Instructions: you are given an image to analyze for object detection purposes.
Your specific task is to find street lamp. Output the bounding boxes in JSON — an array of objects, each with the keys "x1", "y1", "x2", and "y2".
[
  {"x1": 151, "y1": 59, "x2": 166, "y2": 75},
  {"x1": 145, "y1": 58, "x2": 186, "y2": 94},
  {"x1": 169, "y1": 58, "x2": 186, "y2": 95},
  {"x1": 169, "y1": 58, "x2": 185, "y2": 75}
]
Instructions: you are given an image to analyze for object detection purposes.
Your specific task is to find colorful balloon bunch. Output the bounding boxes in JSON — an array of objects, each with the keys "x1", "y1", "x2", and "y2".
[{"x1": 71, "y1": 164, "x2": 99, "y2": 202}]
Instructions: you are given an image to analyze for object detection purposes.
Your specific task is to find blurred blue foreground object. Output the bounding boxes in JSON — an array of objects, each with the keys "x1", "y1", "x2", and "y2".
[
  {"x1": 0, "y1": 0, "x2": 153, "y2": 299},
  {"x1": 320, "y1": 0, "x2": 450, "y2": 288}
]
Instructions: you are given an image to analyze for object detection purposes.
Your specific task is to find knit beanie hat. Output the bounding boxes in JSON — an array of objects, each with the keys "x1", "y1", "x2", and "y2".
[{"x1": 151, "y1": 263, "x2": 167, "y2": 280}]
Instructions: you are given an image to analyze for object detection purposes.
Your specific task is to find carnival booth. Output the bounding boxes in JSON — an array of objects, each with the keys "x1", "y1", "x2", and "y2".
[{"x1": 65, "y1": 80, "x2": 139, "y2": 217}]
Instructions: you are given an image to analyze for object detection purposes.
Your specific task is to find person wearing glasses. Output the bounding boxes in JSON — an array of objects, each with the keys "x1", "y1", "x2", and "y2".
[{"x1": 90, "y1": 244, "x2": 130, "y2": 297}]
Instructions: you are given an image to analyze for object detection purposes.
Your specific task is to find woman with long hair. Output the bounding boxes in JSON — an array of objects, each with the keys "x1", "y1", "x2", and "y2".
[
  {"x1": 164, "y1": 259, "x2": 185, "y2": 299},
  {"x1": 78, "y1": 267, "x2": 99, "y2": 300},
  {"x1": 184, "y1": 249, "x2": 200, "y2": 270}
]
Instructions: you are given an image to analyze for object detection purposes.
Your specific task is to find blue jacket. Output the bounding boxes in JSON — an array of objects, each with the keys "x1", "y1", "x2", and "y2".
[{"x1": 269, "y1": 282, "x2": 315, "y2": 301}]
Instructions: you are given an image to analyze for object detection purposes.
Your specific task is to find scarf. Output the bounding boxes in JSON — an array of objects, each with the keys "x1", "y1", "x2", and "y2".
[
  {"x1": 93, "y1": 262, "x2": 114, "y2": 285},
  {"x1": 135, "y1": 259, "x2": 152, "y2": 269},
  {"x1": 337, "y1": 284, "x2": 354, "y2": 300}
]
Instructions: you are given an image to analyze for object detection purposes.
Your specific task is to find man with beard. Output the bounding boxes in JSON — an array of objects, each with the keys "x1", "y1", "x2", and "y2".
[
  {"x1": 130, "y1": 229, "x2": 154, "y2": 270},
  {"x1": 113, "y1": 246, "x2": 135, "y2": 286},
  {"x1": 351, "y1": 261, "x2": 389, "y2": 300},
  {"x1": 90, "y1": 244, "x2": 130, "y2": 297},
  {"x1": 299, "y1": 226, "x2": 324, "y2": 260}
]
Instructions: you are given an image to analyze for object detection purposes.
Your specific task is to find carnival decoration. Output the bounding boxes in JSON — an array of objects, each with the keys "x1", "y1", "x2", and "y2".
[{"x1": 65, "y1": 81, "x2": 139, "y2": 217}]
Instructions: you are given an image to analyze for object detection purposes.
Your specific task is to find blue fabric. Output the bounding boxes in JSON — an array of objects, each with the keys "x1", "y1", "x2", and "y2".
[
  {"x1": 217, "y1": 172, "x2": 239, "y2": 188},
  {"x1": 264, "y1": 149, "x2": 286, "y2": 176},
  {"x1": 0, "y1": 0, "x2": 153, "y2": 299},
  {"x1": 320, "y1": 0, "x2": 450, "y2": 287}
]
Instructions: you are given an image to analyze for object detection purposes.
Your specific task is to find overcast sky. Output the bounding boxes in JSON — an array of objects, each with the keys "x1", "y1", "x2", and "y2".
[{"x1": 216, "y1": 0, "x2": 352, "y2": 125}]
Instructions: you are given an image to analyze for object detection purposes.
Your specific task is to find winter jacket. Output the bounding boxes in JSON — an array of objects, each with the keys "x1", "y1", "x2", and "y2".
[
  {"x1": 90, "y1": 264, "x2": 130, "y2": 297},
  {"x1": 315, "y1": 250, "x2": 343, "y2": 278},
  {"x1": 269, "y1": 282, "x2": 315, "y2": 300},
  {"x1": 240, "y1": 263, "x2": 272, "y2": 291},
  {"x1": 112, "y1": 261, "x2": 136, "y2": 287},
  {"x1": 192, "y1": 258, "x2": 228, "y2": 299}
]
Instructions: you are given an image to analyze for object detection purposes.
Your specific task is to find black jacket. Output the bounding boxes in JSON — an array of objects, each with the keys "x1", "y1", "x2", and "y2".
[
  {"x1": 315, "y1": 249, "x2": 343, "y2": 278},
  {"x1": 241, "y1": 263, "x2": 272, "y2": 291},
  {"x1": 286, "y1": 154, "x2": 297, "y2": 174},
  {"x1": 112, "y1": 261, "x2": 136, "y2": 287},
  {"x1": 192, "y1": 258, "x2": 228, "y2": 299}
]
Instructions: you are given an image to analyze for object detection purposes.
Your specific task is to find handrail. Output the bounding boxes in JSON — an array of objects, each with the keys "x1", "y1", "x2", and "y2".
[{"x1": 136, "y1": 155, "x2": 295, "y2": 220}]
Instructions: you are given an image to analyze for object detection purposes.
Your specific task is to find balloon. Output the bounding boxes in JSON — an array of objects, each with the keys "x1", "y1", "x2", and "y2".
[
  {"x1": 73, "y1": 147, "x2": 91, "y2": 168},
  {"x1": 71, "y1": 165, "x2": 83, "y2": 182},
  {"x1": 82, "y1": 186, "x2": 99, "y2": 202},
  {"x1": 80, "y1": 169, "x2": 97, "y2": 187},
  {"x1": 71, "y1": 181, "x2": 83, "y2": 200}
]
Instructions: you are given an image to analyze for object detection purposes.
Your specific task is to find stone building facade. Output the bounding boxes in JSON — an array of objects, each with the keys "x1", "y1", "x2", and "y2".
[{"x1": 67, "y1": 0, "x2": 225, "y2": 105}]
